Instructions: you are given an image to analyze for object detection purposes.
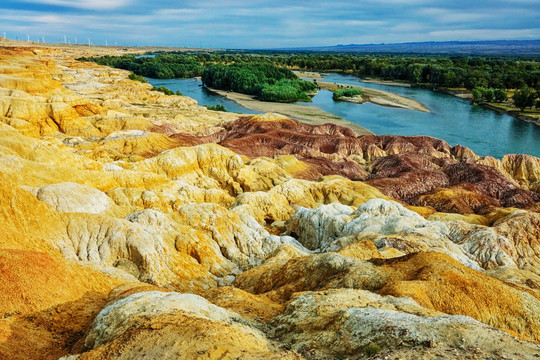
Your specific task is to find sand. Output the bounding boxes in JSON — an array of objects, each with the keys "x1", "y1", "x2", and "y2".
[
  {"x1": 206, "y1": 88, "x2": 374, "y2": 135},
  {"x1": 360, "y1": 78, "x2": 411, "y2": 87},
  {"x1": 318, "y1": 81, "x2": 430, "y2": 112},
  {"x1": 293, "y1": 71, "x2": 324, "y2": 80}
]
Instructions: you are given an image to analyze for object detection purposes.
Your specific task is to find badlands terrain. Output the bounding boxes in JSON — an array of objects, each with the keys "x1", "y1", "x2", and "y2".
[{"x1": 0, "y1": 40, "x2": 540, "y2": 359}]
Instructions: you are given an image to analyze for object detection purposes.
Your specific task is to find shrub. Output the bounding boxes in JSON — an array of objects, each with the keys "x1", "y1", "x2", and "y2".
[
  {"x1": 363, "y1": 343, "x2": 381, "y2": 356},
  {"x1": 151, "y1": 86, "x2": 175, "y2": 95},
  {"x1": 128, "y1": 72, "x2": 147, "y2": 83},
  {"x1": 205, "y1": 104, "x2": 227, "y2": 112},
  {"x1": 333, "y1": 87, "x2": 362, "y2": 100}
]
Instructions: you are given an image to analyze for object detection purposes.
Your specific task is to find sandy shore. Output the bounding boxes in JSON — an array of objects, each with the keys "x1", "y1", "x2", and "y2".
[
  {"x1": 318, "y1": 81, "x2": 430, "y2": 113},
  {"x1": 206, "y1": 88, "x2": 373, "y2": 135},
  {"x1": 361, "y1": 78, "x2": 411, "y2": 87},
  {"x1": 293, "y1": 71, "x2": 324, "y2": 80}
]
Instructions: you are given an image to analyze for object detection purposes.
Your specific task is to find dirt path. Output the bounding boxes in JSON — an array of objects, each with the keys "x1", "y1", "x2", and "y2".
[{"x1": 206, "y1": 88, "x2": 374, "y2": 135}]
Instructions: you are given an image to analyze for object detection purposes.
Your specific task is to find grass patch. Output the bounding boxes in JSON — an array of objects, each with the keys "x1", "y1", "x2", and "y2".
[{"x1": 363, "y1": 343, "x2": 381, "y2": 357}]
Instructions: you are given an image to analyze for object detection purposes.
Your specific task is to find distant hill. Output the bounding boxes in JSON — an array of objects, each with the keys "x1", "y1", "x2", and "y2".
[{"x1": 277, "y1": 40, "x2": 540, "y2": 56}]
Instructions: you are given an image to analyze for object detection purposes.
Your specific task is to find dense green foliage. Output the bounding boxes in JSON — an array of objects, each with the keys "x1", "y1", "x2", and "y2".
[
  {"x1": 128, "y1": 72, "x2": 147, "y2": 83},
  {"x1": 471, "y1": 87, "x2": 504, "y2": 103},
  {"x1": 333, "y1": 87, "x2": 362, "y2": 100},
  {"x1": 80, "y1": 50, "x2": 540, "y2": 105},
  {"x1": 513, "y1": 86, "x2": 538, "y2": 110},
  {"x1": 494, "y1": 89, "x2": 508, "y2": 102},
  {"x1": 202, "y1": 63, "x2": 316, "y2": 102},
  {"x1": 80, "y1": 54, "x2": 203, "y2": 79},
  {"x1": 205, "y1": 104, "x2": 227, "y2": 112},
  {"x1": 262, "y1": 53, "x2": 540, "y2": 90}
]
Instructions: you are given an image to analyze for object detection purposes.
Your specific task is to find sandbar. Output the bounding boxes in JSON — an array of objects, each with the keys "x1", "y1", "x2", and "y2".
[{"x1": 206, "y1": 88, "x2": 374, "y2": 135}]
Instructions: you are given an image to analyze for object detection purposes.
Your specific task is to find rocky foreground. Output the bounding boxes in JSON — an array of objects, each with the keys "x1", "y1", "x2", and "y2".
[{"x1": 0, "y1": 44, "x2": 540, "y2": 359}]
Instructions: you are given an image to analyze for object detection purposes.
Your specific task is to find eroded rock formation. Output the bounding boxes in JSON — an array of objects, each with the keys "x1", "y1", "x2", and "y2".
[{"x1": 1, "y1": 42, "x2": 539, "y2": 359}]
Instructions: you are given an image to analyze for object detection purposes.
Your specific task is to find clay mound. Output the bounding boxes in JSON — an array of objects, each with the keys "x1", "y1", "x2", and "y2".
[
  {"x1": 271, "y1": 289, "x2": 540, "y2": 359},
  {"x1": 72, "y1": 291, "x2": 301, "y2": 360},
  {"x1": 214, "y1": 117, "x2": 457, "y2": 163},
  {"x1": 503, "y1": 153, "x2": 540, "y2": 191},
  {"x1": 0, "y1": 174, "x2": 69, "y2": 253},
  {"x1": 444, "y1": 161, "x2": 540, "y2": 208},
  {"x1": 413, "y1": 184, "x2": 500, "y2": 214},
  {"x1": 202, "y1": 286, "x2": 284, "y2": 322},
  {"x1": 366, "y1": 152, "x2": 451, "y2": 200},
  {"x1": 169, "y1": 116, "x2": 540, "y2": 214},
  {"x1": 0, "y1": 249, "x2": 118, "y2": 360},
  {"x1": 364, "y1": 152, "x2": 539, "y2": 213},
  {"x1": 223, "y1": 114, "x2": 357, "y2": 137},
  {"x1": 0, "y1": 249, "x2": 117, "y2": 315},
  {"x1": 234, "y1": 251, "x2": 540, "y2": 342},
  {"x1": 359, "y1": 134, "x2": 453, "y2": 157}
]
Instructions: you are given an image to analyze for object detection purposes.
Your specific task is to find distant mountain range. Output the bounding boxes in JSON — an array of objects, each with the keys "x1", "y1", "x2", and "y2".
[{"x1": 276, "y1": 40, "x2": 540, "y2": 55}]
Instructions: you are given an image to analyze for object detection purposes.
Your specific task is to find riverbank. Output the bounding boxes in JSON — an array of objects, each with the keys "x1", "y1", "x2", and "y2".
[
  {"x1": 206, "y1": 87, "x2": 374, "y2": 135},
  {"x1": 318, "y1": 81, "x2": 430, "y2": 113},
  {"x1": 407, "y1": 83, "x2": 540, "y2": 127},
  {"x1": 298, "y1": 70, "x2": 538, "y2": 126},
  {"x1": 293, "y1": 71, "x2": 324, "y2": 80},
  {"x1": 360, "y1": 78, "x2": 411, "y2": 87},
  {"x1": 482, "y1": 103, "x2": 540, "y2": 127}
]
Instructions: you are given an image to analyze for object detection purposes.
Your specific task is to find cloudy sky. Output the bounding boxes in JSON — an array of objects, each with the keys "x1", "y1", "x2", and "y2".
[{"x1": 1, "y1": 0, "x2": 539, "y2": 48}]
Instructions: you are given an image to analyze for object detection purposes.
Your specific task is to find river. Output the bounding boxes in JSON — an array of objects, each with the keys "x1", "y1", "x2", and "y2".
[
  {"x1": 148, "y1": 78, "x2": 263, "y2": 115},
  {"x1": 147, "y1": 74, "x2": 540, "y2": 158}
]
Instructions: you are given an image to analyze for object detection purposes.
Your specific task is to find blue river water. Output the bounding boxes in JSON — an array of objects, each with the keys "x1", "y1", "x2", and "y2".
[
  {"x1": 148, "y1": 74, "x2": 540, "y2": 158},
  {"x1": 147, "y1": 77, "x2": 262, "y2": 115}
]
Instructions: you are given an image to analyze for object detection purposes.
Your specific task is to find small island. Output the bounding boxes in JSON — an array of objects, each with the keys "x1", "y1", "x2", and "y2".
[{"x1": 332, "y1": 87, "x2": 363, "y2": 102}]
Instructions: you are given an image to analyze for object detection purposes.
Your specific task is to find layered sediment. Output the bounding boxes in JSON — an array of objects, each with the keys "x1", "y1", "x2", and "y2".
[{"x1": 1, "y1": 42, "x2": 539, "y2": 359}]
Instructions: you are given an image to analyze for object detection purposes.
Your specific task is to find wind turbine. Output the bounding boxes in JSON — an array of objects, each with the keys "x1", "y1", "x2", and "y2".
[
  {"x1": 64, "y1": 35, "x2": 67, "y2": 44},
  {"x1": 27, "y1": 34, "x2": 30, "y2": 42},
  {"x1": 2, "y1": 32, "x2": 6, "y2": 39}
]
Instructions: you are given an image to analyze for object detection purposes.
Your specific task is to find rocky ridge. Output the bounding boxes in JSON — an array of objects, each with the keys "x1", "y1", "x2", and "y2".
[{"x1": 0, "y1": 42, "x2": 539, "y2": 359}]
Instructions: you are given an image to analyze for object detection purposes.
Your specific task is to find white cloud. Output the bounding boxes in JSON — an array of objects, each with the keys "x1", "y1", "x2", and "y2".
[
  {"x1": 428, "y1": 28, "x2": 540, "y2": 40},
  {"x1": 19, "y1": 0, "x2": 132, "y2": 10},
  {"x1": 418, "y1": 7, "x2": 494, "y2": 24}
]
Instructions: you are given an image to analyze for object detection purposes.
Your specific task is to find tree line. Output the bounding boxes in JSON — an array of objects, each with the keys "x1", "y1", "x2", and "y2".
[
  {"x1": 201, "y1": 63, "x2": 316, "y2": 102},
  {"x1": 79, "y1": 51, "x2": 539, "y2": 107}
]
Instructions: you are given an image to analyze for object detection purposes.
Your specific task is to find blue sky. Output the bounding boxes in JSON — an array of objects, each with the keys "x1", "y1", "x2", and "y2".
[{"x1": 1, "y1": 0, "x2": 539, "y2": 48}]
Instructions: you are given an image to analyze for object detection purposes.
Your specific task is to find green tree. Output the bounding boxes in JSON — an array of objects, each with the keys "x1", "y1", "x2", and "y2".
[
  {"x1": 494, "y1": 89, "x2": 508, "y2": 102},
  {"x1": 128, "y1": 72, "x2": 147, "y2": 83},
  {"x1": 513, "y1": 86, "x2": 537, "y2": 111},
  {"x1": 471, "y1": 87, "x2": 484, "y2": 103},
  {"x1": 151, "y1": 86, "x2": 175, "y2": 95},
  {"x1": 483, "y1": 88, "x2": 495, "y2": 102}
]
